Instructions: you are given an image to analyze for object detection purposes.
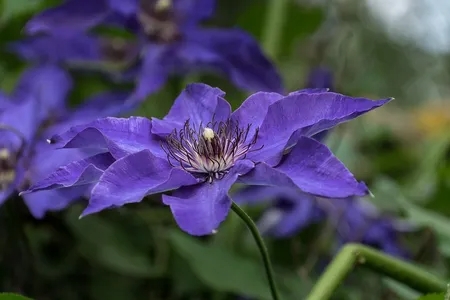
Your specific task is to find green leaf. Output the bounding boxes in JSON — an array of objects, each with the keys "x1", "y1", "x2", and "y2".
[
  {"x1": 0, "y1": 293, "x2": 32, "y2": 300},
  {"x1": 383, "y1": 278, "x2": 421, "y2": 300},
  {"x1": 374, "y1": 178, "x2": 450, "y2": 237},
  {"x1": 169, "y1": 229, "x2": 309, "y2": 300},
  {"x1": 0, "y1": 0, "x2": 44, "y2": 25},
  {"x1": 64, "y1": 206, "x2": 165, "y2": 278},
  {"x1": 416, "y1": 293, "x2": 446, "y2": 300}
]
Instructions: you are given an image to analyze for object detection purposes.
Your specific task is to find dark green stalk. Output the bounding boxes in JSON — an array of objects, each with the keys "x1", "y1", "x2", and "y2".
[{"x1": 231, "y1": 202, "x2": 280, "y2": 300}]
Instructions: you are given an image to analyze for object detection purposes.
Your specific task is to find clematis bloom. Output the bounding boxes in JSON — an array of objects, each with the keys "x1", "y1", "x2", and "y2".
[
  {"x1": 23, "y1": 0, "x2": 283, "y2": 102},
  {"x1": 23, "y1": 83, "x2": 390, "y2": 235},
  {"x1": 0, "y1": 67, "x2": 133, "y2": 218}
]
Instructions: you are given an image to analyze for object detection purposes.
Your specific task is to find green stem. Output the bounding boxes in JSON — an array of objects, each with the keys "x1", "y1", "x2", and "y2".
[
  {"x1": 231, "y1": 202, "x2": 281, "y2": 300},
  {"x1": 262, "y1": 0, "x2": 289, "y2": 60},
  {"x1": 306, "y1": 243, "x2": 447, "y2": 300}
]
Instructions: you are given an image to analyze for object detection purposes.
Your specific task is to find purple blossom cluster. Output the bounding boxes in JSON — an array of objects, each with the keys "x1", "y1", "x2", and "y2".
[{"x1": 0, "y1": 0, "x2": 411, "y2": 258}]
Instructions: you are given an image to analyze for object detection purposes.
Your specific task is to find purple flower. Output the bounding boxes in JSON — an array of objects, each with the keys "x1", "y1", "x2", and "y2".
[
  {"x1": 0, "y1": 66, "x2": 132, "y2": 218},
  {"x1": 22, "y1": 83, "x2": 390, "y2": 235},
  {"x1": 305, "y1": 66, "x2": 335, "y2": 142},
  {"x1": 306, "y1": 67, "x2": 334, "y2": 91},
  {"x1": 22, "y1": 0, "x2": 283, "y2": 102},
  {"x1": 234, "y1": 186, "x2": 413, "y2": 258}
]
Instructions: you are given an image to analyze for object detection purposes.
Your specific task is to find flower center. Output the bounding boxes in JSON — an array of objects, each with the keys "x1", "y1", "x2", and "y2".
[
  {"x1": 162, "y1": 119, "x2": 259, "y2": 183},
  {"x1": 100, "y1": 37, "x2": 139, "y2": 65},
  {"x1": 0, "y1": 125, "x2": 26, "y2": 191},
  {"x1": 138, "y1": 0, "x2": 182, "y2": 43},
  {"x1": 0, "y1": 148, "x2": 17, "y2": 190}
]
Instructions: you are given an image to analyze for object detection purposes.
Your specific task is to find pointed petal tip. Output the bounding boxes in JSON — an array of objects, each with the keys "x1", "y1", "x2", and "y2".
[
  {"x1": 79, "y1": 208, "x2": 93, "y2": 219},
  {"x1": 358, "y1": 181, "x2": 371, "y2": 197}
]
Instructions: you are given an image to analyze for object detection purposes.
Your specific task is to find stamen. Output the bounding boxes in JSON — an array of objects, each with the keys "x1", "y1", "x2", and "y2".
[{"x1": 162, "y1": 118, "x2": 259, "y2": 183}]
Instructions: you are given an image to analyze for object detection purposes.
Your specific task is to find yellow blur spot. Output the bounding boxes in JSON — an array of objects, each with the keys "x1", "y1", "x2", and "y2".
[
  {"x1": 414, "y1": 103, "x2": 450, "y2": 137},
  {"x1": 155, "y1": 0, "x2": 171, "y2": 11},
  {"x1": 0, "y1": 170, "x2": 15, "y2": 184},
  {"x1": 0, "y1": 148, "x2": 10, "y2": 159}
]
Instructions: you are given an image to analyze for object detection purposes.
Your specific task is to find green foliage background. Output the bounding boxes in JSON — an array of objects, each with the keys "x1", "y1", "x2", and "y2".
[{"x1": 0, "y1": 0, "x2": 450, "y2": 299}]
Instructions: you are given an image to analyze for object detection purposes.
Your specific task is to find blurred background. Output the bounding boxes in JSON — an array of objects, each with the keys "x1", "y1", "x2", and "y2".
[{"x1": 0, "y1": 0, "x2": 449, "y2": 299}]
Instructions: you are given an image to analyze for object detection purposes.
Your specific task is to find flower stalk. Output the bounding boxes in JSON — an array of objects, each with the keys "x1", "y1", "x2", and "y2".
[
  {"x1": 262, "y1": 0, "x2": 289, "y2": 60},
  {"x1": 231, "y1": 201, "x2": 280, "y2": 300},
  {"x1": 306, "y1": 243, "x2": 447, "y2": 300}
]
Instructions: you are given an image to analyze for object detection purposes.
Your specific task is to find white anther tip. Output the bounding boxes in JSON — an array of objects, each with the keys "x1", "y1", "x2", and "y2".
[{"x1": 202, "y1": 127, "x2": 215, "y2": 141}]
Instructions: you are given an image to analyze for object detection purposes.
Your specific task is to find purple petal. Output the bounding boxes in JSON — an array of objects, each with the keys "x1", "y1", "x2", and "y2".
[
  {"x1": 23, "y1": 152, "x2": 115, "y2": 193},
  {"x1": 231, "y1": 92, "x2": 283, "y2": 139},
  {"x1": 25, "y1": 0, "x2": 109, "y2": 34},
  {"x1": 306, "y1": 67, "x2": 334, "y2": 90},
  {"x1": 232, "y1": 185, "x2": 285, "y2": 205},
  {"x1": 48, "y1": 117, "x2": 163, "y2": 159},
  {"x1": 240, "y1": 136, "x2": 368, "y2": 198},
  {"x1": 22, "y1": 186, "x2": 88, "y2": 218},
  {"x1": 163, "y1": 160, "x2": 254, "y2": 236},
  {"x1": 45, "y1": 91, "x2": 133, "y2": 137},
  {"x1": 0, "y1": 92, "x2": 12, "y2": 111},
  {"x1": 67, "y1": 91, "x2": 132, "y2": 122},
  {"x1": 267, "y1": 194, "x2": 319, "y2": 237},
  {"x1": 151, "y1": 83, "x2": 230, "y2": 136},
  {"x1": 82, "y1": 149, "x2": 198, "y2": 216},
  {"x1": 0, "y1": 96, "x2": 40, "y2": 149},
  {"x1": 108, "y1": 0, "x2": 138, "y2": 15},
  {"x1": 12, "y1": 65, "x2": 72, "y2": 120},
  {"x1": 8, "y1": 34, "x2": 101, "y2": 63},
  {"x1": 249, "y1": 93, "x2": 391, "y2": 164},
  {"x1": 288, "y1": 88, "x2": 330, "y2": 95},
  {"x1": 29, "y1": 142, "x2": 97, "y2": 176},
  {"x1": 175, "y1": 0, "x2": 215, "y2": 27},
  {"x1": 126, "y1": 46, "x2": 171, "y2": 104},
  {"x1": 185, "y1": 28, "x2": 284, "y2": 93}
]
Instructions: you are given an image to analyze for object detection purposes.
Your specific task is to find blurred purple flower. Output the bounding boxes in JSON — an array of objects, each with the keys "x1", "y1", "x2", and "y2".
[
  {"x1": 0, "y1": 67, "x2": 133, "y2": 218},
  {"x1": 233, "y1": 186, "x2": 413, "y2": 258},
  {"x1": 306, "y1": 66, "x2": 335, "y2": 142},
  {"x1": 21, "y1": 0, "x2": 284, "y2": 102},
  {"x1": 23, "y1": 83, "x2": 390, "y2": 235},
  {"x1": 306, "y1": 67, "x2": 334, "y2": 91}
]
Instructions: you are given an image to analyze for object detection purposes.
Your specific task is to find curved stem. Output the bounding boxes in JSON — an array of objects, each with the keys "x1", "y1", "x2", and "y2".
[
  {"x1": 231, "y1": 202, "x2": 280, "y2": 300},
  {"x1": 262, "y1": 0, "x2": 289, "y2": 60},
  {"x1": 306, "y1": 243, "x2": 447, "y2": 300}
]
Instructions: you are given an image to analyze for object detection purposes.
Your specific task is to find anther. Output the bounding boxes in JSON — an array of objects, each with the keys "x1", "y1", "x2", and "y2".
[{"x1": 202, "y1": 127, "x2": 215, "y2": 141}]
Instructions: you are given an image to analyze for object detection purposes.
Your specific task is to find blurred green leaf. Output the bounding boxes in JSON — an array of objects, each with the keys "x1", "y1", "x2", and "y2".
[
  {"x1": 0, "y1": 0, "x2": 44, "y2": 25},
  {"x1": 416, "y1": 293, "x2": 446, "y2": 300},
  {"x1": 374, "y1": 178, "x2": 447, "y2": 232},
  {"x1": 169, "y1": 251, "x2": 205, "y2": 296},
  {"x1": 65, "y1": 207, "x2": 164, "y2": 278},
  {"x1": 0, "y1": 293, "x2": 32, "y2": 300},
  {"x1": 236, "y1": 2, "x2": 323, "y2": 59},
  {"x1": 169, "y1": 229, "x2": 309, "y2": 300},
  {"x1": 383, "y1": 279, "x2": 421, "y2": 300}
]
